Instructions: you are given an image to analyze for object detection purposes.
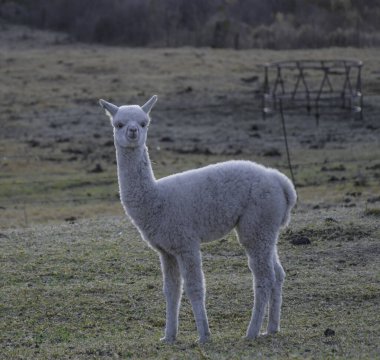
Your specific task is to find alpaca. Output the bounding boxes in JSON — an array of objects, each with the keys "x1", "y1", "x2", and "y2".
[{"x1": 99, "y1": 95, "x2": 297, "y2": 344}]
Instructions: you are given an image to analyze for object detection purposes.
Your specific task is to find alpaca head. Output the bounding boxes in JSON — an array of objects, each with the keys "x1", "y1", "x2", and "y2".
[{"x1": 99, "y1": 95, "x2": 157, "y2": 149}]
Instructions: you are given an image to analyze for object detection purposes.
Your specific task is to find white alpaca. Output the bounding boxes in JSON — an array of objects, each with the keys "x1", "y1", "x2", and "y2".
[{"x1": 99, "y1": 95, "x2": 297, "y2": 344}]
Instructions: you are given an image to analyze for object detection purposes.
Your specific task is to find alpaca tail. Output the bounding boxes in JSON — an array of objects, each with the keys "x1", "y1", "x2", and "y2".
[{"x1": 277, "y1": 172, "x2": 297, "y2": 227}]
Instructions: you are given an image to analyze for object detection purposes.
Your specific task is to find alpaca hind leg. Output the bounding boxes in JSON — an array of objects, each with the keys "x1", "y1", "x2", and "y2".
[
  {"x1": 176, "y1": 249, "x2": 210, "y2": 343},
  {"x1": 159, "y1": 251, "x2": 182, "y2": 343},
  {"x1": 244, "y1": 243, "x2": 276, "y2": 339},
  {"x1": 266, "y1": 251, "x2": 285, "y2": 334}
]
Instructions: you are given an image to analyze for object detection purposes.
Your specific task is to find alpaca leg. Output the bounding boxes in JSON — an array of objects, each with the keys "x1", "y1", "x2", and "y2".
[
  {"x1": 267, "y1": 252, "x2": 285, "y2": 334},
  {"x1": 176, "y1": 249, "x2": 210, "y2": 343},
  {"x1": 245, "y1": 245, "x2": 275, "y2": 339},
  {"x1": 159, "y1": 251, "x2": 182, "y2": 343}
]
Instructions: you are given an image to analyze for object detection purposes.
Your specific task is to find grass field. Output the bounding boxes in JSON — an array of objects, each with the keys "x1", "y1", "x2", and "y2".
[
  {"x1": 1, "y1": 211, "x2": 379, "y2": 359},
  {"x1": 0, "y1": 23, "x2": 380, "y2": 358}
]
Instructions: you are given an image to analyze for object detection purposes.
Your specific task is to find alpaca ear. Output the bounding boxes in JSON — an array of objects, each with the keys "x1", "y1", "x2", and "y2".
[
  {"x1": 99, "y1": 99, "x2": 119, "y2": 117},
  {"x1": 141, "y1": 95, "x2": 158, "y2": 114}
]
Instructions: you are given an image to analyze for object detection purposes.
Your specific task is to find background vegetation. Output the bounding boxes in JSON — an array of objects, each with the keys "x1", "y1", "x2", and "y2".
[{"x1": 1, "y1": 0, "x2": 380, "y2": 48}]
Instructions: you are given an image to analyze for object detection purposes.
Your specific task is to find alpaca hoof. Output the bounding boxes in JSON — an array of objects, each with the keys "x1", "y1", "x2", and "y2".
[
  {"x1": 198, "y1": 334, "x2": 211, "y2": 344},
  {"x1": 160, "y1": 336, "x2": 176, "y2": 344},
  {"x1": 244, "y1": 330, "x2": 259, "y2": 340},
  {"x1": 263, "y1": 328, "x2": 279, "y2": 336},
  {"x1": 261, "y1": 332, "x2": 272, "y2": 337}
]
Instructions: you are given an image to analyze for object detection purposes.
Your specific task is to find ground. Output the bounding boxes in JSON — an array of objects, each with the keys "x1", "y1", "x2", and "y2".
[{"x1": 0, "y1": 23, "x2": 379, "y2": 359}]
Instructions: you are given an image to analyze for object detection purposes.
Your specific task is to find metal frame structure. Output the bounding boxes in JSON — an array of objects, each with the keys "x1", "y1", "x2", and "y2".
[{"x1": 262, "y1": 59, "x2": 363, "y2": 123}]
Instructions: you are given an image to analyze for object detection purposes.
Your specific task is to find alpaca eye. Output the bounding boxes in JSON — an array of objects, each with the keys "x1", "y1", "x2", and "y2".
[
  {"x1": 141, "y1": 123, "x2": 147, "y2": 128},
  {"x1": 115, "y1": 123, "x2": 124, "y2": 129}
]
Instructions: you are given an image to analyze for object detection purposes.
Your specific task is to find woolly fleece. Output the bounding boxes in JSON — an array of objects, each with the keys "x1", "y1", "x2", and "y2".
[{"x1": 99, "y1": 96, "x2": 297, "y2": 343}]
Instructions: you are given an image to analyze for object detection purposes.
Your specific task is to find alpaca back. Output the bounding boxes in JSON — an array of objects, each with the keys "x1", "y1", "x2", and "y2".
[
  {"x1": 155, "y1": 160, "x2": 293, "y2": 243},
  {"x1": 156, "y1": 161, "x2": 252, "y2": 242}
]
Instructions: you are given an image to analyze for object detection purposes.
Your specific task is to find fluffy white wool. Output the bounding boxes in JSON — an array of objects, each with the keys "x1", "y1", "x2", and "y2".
[{"x1": 99, "y1": 96, "x2": 297, "y2": 343}]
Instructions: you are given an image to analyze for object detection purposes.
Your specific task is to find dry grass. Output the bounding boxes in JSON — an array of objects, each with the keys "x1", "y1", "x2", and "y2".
[
  {"x1": 0, "y1": 208, "x2": 379, "y2": 359},
  {"x1": 0, "y1": 24, "x2": 380, "y2": 358}
]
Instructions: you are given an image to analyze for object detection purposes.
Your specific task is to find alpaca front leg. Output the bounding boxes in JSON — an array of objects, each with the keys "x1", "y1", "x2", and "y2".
[
  {"x1": 159, "y1": 251, "x2": 182, "y2": 343},
  {"x1": 177, "y1": 250, "x2": 210, "y2": 343}
]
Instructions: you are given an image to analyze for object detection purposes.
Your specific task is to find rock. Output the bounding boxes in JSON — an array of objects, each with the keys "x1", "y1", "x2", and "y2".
[
  {"x1": 241, "y1": 75, "x2": 258, "y2": 83},
  {"x1": 103, "y1": 140, "x2": 114, "y2": 147},
  {"x1": 290, "y1": 235, "x2": 311, "y2": 246},
  {"x1": 89, "y1": 163, "x2": 104, "y2": 173},
  {"x1": 324, "y1": 328, "x2": 335, "y2": 337},
  {"x1": 325, "y1": 217, "x2": 338, "y2": 223},
  {"x1": 328, "y1": 175, "x2": 346, "y2": 182},
  {"x1": 177, "y1": 86, "x2": 193, "y2": 94},
  {"x1": 160, "y1": 136, "x2": 174, "y2": 143},
  {"x1": 27, "y1": 139, "x2": 40, "y2": 147},
  {"x1": 262, "y1": 148, "x2": 281, "y2": 157}
]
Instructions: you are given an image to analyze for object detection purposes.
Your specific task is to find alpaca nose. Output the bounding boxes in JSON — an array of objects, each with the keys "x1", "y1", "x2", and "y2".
[{"x1": 128, "y1": 126, "x2": 138, "y2": 138}]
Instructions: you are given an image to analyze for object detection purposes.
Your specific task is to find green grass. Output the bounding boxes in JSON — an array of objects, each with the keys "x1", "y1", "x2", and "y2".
[
  {"x1": 1, "y1": 25, "x2": 380, "y2": 228},
  {"x1": 1, "y1": 209, "x2": 379, "y2": 359},
  {"x1": 0, "y1": 24, "x2": 379, "y2": 358}
]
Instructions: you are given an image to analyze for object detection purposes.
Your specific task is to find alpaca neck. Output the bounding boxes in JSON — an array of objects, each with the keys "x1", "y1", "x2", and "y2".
[{"x1": 116, "y1": 145, "x2": 157, "y2": 213}]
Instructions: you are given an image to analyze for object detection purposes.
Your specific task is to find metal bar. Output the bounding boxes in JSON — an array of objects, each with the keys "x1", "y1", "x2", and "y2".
[
  {"x1": 262, "y1": 65, "x2": 269, "y2": 120},
  {"x1": 279, "y1": 99, "x2": 297, "y2": 195},
  {"x1": 291, "y1": 63, "x2": 301, "y2": 100}
]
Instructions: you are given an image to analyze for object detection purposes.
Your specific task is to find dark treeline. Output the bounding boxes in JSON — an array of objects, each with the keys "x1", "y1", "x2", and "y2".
[{"x1": 1, "y1": 0, "x2": 380, "y2": 48}]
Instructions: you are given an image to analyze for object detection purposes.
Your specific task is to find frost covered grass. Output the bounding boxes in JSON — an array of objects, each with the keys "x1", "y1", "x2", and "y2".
[
  {"x1": 0, "y1": 24, "x2": 379, "y2": 358},
  {"x1": 1, "y1": 25, "x2": 380, "y2": 228},
  {"x1": 1, "y1": 208, "x2": 379, "y2": 359}
]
